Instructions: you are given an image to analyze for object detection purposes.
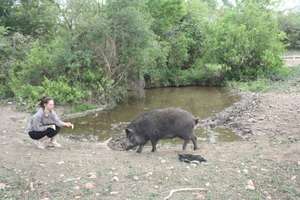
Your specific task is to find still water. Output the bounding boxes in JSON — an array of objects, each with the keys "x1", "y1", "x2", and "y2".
[{"x1": 62, "y1": 87, "x2": 240, "y2": 142}]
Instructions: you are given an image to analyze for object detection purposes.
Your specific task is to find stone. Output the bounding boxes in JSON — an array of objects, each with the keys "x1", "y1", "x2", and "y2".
[
  {"x1": 112, "y1": 176, "x2": 119, "y2": 182},
  {"x1": 84, "y1": 182, "x2": 95, "y2": 189},
  {"x1": 87, "y1": 172, "x2": 97, "y2": 179},
  {"x1": 245, "y1": 180, "x2": 255, "y2": 190},
  {"x1": 0, "y1": 183, "x2": 6, "y2": 190}
]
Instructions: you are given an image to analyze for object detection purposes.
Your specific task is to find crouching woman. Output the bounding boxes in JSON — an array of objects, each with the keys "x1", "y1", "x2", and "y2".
[{"x1": 27, "y1": 96, "x2": 74, "y2": 149}]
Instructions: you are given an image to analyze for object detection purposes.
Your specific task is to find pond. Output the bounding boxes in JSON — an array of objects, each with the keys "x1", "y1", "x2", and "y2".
[{"x1": 62, "y1": 86, "x2": 241, "y2": 143}]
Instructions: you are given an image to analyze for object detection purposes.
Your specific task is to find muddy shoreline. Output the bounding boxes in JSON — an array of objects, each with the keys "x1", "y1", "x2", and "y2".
[{"x1": 200, "y1": 92, "x2": 259, "y2": 139}]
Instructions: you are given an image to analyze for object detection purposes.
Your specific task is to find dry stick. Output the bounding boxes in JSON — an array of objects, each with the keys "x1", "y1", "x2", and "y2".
[{"x1": 164, "y1": 188, "x2": 207, "y2": 200}]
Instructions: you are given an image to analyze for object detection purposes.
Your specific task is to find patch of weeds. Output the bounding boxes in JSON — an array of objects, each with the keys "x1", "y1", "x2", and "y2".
[
  {"x1": 279, "y1": 184, "x2": 300, "y2": 200},
  {"x1": 147, "y1": 192, "x2": 159, "y2": 199},
  {"x1": 71, "y1": 103, "x2": 98, "y2": 113},
  {"x1": 0, "y1": 168, "x2": 27, "y2": 200},
  {"x1": 227, "y1": 79, "x2": 271, "y2": 92}
]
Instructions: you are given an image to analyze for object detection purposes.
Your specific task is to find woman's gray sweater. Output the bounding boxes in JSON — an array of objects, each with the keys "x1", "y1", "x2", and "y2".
[{"x1": 27, "y1": 108, "x2": 64, "y2": 132}]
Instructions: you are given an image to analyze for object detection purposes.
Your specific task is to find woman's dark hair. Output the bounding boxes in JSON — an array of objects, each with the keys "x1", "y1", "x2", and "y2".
[{"x1": 38, "y1": 96, "x2": 53, "y2": 108}]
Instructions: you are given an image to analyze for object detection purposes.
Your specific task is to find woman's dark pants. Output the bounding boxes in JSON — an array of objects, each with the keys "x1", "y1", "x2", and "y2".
[{"x1": 28, "y1": 126, "x2": 61, "y2": 140}]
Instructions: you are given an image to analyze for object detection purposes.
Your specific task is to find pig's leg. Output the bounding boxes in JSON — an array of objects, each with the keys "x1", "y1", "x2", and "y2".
[
  {"x1": 136, "y1": 144, "x2": 145, "y2": 153},
  {"x1": 191, "y1": 135, "x2": 198, "y2": 150},
  {"x1": 150, "y1": 139, "x2": 158, "y2": 152},
  {"x1": 182, "y1": 139, "x2": 190, "y2": 150}
]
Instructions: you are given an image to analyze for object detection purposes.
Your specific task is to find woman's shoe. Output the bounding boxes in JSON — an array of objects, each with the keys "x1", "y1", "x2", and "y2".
[{"x1": 50, "y1": 139, "x2": 62, "y2": 147}]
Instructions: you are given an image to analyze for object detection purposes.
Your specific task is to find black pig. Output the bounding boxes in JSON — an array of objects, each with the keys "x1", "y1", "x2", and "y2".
[{"x1": 125, "y1": 108, "x2": 198, "y2": 153}]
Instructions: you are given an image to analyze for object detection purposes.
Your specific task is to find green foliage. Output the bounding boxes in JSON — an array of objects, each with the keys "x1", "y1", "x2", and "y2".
[
  {"x1": 203, "y1": 0, "x2": 285, "y2": 81},
  {"x1": 0, "y1": 26, "x2": 11, "y2": 98},
  {"x1": 0, "y1": 0, "x2": 294, "y2": 109},
  {"x1": 71, "y1": 104, "x2": 98, "y2": 113},
  {"x1": 1, "y1": 0, "x2": 58, "y2": 37},
  {"x1": 278, "y1": 11, "x2": 300, "y2": 49},
  {"x1": 146, "y1": 0, "x2": 187, "y2": 35},
  {"x1": 228, "y1": 79, "x2": 272, "y2": 92}
]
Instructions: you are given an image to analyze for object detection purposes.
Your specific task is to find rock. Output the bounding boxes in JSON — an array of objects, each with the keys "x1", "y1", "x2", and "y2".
[
  {"x1": 56, "y1": 161, "x2": 65, "y2": 165},
  {"x1": 145, "y1": 172, "x2": 153, "y2": 177},
  {"x1": 194, "y1": 192, "x2": 206, "y2": 200},
  {"x1": 0, "y1": 182, "x2": 6, "y2": 190},
  {"x1": 245, "y1": 180, "x2": 255, "y2": 190},
  {"x1": 87, "y1": 172, "x2": 97, "y2": 179},
  {"x1": 291, "y1": 175, "x2": 297, "y2": 181},
  {"x1": 248, "y1": 118, "x2": 256, "y2": 123},
  {"x1": 166, "y1": 166, "x2": 174, "y2": 170},
  {"x1": 112, "y1": 176, "x2": 119, "y2": 182},
  {"x1": 84, "y1": 182, "x2": 95, "y2": 189},
  {"x1": 30, "y1": 182, "x2": 34, "y2": 191},
  {"x1": 73, "y1": 186, "x2": 80, "y2": 190},
  {"x1": 63, "y1": 177, "x2": 81, "y2": 183},
  {"x1": 160, "y1": 159, "x2": 166, "y2": 164},
  {"x1": 110, "y1": 191, "x2": 119, "y2": 195}
]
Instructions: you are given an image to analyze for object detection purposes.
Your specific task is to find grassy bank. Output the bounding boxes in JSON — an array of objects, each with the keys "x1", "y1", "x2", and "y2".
[{"x1": 227, "y1": 66, "x2": 300, "y2": 93}]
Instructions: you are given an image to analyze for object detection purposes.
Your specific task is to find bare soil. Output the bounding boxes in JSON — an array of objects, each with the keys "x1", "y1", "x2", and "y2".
[{"x1": 0, "y1": 84, "x2": 299, "y2": 199}]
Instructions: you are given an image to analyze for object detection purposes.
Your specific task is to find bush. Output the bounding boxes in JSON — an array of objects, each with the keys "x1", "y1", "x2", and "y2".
[
  {"x1": 202, "y1": 0, "x2": 285, "y2": 81},
  {"x1": 144, "y1": 61, "x2": 224, "y2": 87},
  {"x1": 10, "y1": 78, "x2": 86, "y2": 109},
  {"x1": 41, "y1": 78, "x2": 86, "y2": 104}
]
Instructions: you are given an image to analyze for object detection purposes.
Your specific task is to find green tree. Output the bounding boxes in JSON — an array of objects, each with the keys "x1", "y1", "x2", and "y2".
[
  {"x1": 279, "y1": 11, "x2": 300, "y2": 49},
  {"x1": 203, "y1": 0, "x2": 285, "y2": 80},
  {"x1": 1, "y1": 0, "x2": 58, "y2": 37}
]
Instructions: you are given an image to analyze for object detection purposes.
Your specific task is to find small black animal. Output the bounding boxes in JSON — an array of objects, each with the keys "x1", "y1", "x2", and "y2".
[
  {"x1": 178, "y1": 153, "x2": 207, "y2": 163},
  {"x1": 125, "y1": 108, "x2": 199, "y2": 153}
]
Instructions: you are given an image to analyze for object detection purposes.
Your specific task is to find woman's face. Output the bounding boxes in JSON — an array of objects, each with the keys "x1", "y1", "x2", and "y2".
[{"x1": 44, "y1": 99, "x2": 55, "y2": 111}]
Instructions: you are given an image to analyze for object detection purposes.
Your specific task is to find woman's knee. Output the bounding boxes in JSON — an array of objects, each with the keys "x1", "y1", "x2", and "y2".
[{"x1": 46, "y1": 128, "x2": 59, "y2": 138}]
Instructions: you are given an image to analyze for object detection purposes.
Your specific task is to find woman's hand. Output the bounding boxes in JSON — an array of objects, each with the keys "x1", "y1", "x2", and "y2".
[{"x1": 64, "y1": 122, "x2": 74, "y2": 129}]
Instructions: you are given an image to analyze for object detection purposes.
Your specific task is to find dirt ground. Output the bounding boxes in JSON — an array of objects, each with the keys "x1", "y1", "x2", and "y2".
[{"x1": 1, "y1": 84, "x2": 300, "y2": 199}]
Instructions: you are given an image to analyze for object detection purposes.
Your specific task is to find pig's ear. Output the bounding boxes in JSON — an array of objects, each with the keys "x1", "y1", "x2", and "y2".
[{"x1": 125, "y1": 128, "x2": 133, "y2": 137}]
